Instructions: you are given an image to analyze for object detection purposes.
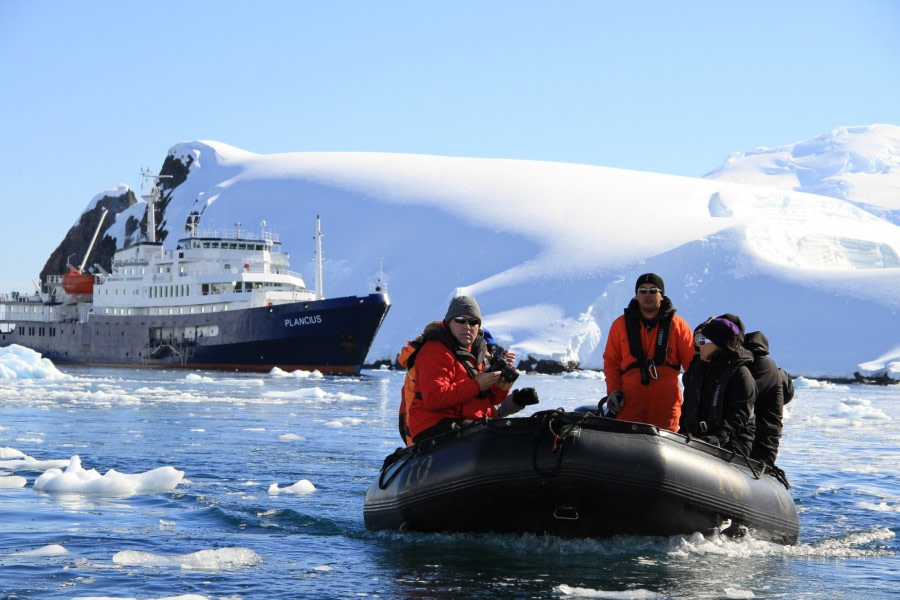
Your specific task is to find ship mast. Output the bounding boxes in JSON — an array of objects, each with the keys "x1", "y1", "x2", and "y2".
[
  {"x1": 140, "y1": 168, "x2": 172, "y2": 243},
  {"x1": 314, "y1": 215, "x2": 324, "y2": 300}
]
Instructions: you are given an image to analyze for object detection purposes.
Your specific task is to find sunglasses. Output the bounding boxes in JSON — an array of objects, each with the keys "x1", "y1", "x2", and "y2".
[
  {"x1": 452, "y1": 316, "x2": 481, "y2": 326},
  {"x1": 696, "y1": 335, "x2": 712, "y2": 346},
  {"x1": 637, "y1": 287, "x2": 661, "y2": 295}
]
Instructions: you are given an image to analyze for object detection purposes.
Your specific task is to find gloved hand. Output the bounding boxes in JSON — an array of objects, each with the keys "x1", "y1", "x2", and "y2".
[
  {"x1": 511, "y1": 387, "x2": 539, "y2": 408},
  {"x1": 599, "y1": 391, "x2": 624, "y2": 417},
  {"x1": 497, "y1": 388, "x2": 539, "y2": 418}
]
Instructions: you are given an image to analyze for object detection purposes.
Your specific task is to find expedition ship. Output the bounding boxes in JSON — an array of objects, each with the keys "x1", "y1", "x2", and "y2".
[{"x1": 0, "y1": 175, "x2": 390, "y2": 374}]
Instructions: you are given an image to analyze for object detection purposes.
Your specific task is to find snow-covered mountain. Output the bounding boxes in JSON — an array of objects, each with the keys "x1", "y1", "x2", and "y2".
[
  {"x1": 705, "y1": 124, "x2": 900, "y2": 225},
  {"x1": 75, "y1": 125, "x2": 900, "y2": 379}
]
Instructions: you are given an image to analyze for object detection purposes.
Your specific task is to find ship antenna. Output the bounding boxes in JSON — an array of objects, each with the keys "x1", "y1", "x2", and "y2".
[
  {"x1": 373, "y1": 256, "x2": 387, "y2": 294},
  {"x1": 314, "y1": 215, "x2": 324, "y2": 300}
]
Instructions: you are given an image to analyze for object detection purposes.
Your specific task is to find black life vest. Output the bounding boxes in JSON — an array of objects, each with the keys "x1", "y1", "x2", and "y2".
[
  {"x1": 697, "y1": 359, "x2": 744, "y2": 434},
  {"x1": 623, "y1": 307, "x2": 679, "y2": 385}
]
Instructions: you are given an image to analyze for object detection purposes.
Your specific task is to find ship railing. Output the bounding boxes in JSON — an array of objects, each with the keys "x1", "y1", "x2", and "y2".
[
  {"x1": 185, "y1": 228, "x2": 280, "y2": 243},
  {"x1": 172, "y1": 267, "x2": 304, "y2": 280},
  {"x1": 0, "y1": 292, "x2": 43, "y2": 303}
]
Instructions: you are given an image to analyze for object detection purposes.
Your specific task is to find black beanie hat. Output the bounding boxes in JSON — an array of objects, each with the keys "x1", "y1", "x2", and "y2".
[
  {"x1": 444, "y1": 296, "x2": 482, "y2": 323},
  {"x1": 701, "y1": 318, "x2": 742, "y2": 349},
  {"x1": 635, "y1": 273, "x2": 665, "y2": 295}
]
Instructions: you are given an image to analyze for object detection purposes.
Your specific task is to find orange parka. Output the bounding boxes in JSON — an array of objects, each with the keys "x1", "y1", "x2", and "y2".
[{"x1": 603, "y1": 297, "x2": 694, "y2": 431}]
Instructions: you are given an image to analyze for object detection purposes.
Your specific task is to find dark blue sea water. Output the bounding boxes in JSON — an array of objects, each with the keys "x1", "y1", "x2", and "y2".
[{"x1": 0, "y1": 365, "x2": 896, "y2": 599}]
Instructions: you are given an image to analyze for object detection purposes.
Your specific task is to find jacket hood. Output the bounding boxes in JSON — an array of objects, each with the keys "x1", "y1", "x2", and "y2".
[
  {"x1": 708, "y1": 343, "x2": 755, "y2": 368},
  {"x1": 744, "y1": 331, "x2": 771, "y2": 356}
]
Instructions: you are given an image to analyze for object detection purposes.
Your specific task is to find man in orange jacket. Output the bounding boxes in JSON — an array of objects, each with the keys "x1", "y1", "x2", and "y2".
[{"x1": 602, "y1": 273, "x2": 694, "y2": 431}]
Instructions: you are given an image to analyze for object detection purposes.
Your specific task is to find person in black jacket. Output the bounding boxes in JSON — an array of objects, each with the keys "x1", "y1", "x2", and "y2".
[
  {"x1": 680, "y1": 317, "x2": 756, "y2": 455},
  {"x1": 743, "y1": 331, "x2": 784, "y2": 468}
]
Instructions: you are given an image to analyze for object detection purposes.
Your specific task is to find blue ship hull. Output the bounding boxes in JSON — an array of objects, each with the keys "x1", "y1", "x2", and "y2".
[{"x1": 1, "y1": 292, "x2": 390, "y2": 375}]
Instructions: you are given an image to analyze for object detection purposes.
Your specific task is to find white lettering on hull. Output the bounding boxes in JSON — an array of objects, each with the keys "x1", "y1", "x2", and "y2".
[{"x1": 284, "y1": 315, "x2": 323, "y2": 327}]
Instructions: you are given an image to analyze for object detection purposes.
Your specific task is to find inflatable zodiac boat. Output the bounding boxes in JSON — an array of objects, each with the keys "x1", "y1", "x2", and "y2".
[{"x1": 364, "y1": 409, "x2": 799, "y2": 544}]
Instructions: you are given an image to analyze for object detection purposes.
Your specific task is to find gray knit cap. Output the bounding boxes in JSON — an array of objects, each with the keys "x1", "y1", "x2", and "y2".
[{"x1": 444, "y1": 296, "x2": 482, "y2": 323}]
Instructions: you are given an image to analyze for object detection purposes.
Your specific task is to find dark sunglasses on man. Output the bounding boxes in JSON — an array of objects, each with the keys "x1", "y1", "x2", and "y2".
[{"x1": 452, "y1": 316, "x2": 481, "y2": 326}]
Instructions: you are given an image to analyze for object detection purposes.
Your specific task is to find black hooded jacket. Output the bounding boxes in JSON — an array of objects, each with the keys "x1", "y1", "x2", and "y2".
[
  {"x1": 744, "y1": 331, "x2": 784, "y2": 466},
  {"x1": 680, "y1": 345, "x2": 757, "y2": 455}
]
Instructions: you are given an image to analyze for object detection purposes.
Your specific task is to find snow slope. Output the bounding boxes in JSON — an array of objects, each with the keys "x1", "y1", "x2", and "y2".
[
  {"x1": 705, "y1": 124, "x2": 900, "y2": 224},
  {"x1": 98, "y1": 127, "x2": 900, "y2": 379}
]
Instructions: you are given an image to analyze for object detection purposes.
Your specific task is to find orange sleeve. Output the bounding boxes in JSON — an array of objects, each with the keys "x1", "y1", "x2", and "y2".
[
  {"x1": 603, "y1": 316, "x2": 625, "y2": 393},
  {"x1": 671, "y1": 316, "x2": 696, "y2": 372}
]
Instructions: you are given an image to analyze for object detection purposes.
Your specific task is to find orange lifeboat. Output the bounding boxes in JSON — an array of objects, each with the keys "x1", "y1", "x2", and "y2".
[{"x1": 62, "y1": 268, "x2": 95, "y2": 295}]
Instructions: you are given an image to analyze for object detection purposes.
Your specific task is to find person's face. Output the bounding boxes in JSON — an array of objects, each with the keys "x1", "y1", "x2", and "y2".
[
  {"x1": 636, "y1": 284, "x2": 662, "y2": 312},
  {"x1": 448, "y1": 314, "x2": 481, "y2": 347},
  {"x1": 697, "y1": 334, "x2": 717, "y2": 362}
]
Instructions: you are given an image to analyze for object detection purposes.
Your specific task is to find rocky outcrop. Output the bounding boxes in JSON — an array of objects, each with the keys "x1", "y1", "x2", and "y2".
[{"x1": 40, "y1": 190, "x2": 136, "y2": 282}]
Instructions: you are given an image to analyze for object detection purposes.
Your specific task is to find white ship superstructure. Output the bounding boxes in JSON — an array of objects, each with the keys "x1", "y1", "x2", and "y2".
[{"x1": 0, "y1": 172, "x2": 390, "y2": 373}]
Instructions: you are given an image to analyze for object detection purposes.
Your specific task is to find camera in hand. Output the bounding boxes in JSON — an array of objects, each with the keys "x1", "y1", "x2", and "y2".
[{"x1": 487, "y1": 346, "x2": 520, "y2": 384}]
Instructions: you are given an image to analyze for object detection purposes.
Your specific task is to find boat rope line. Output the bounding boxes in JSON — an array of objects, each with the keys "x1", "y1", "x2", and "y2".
[{"x1": 531, "y1": 409, "x2": 584, "y2": 477}]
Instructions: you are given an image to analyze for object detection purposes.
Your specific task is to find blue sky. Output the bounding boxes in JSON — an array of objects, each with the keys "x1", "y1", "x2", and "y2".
[{"x1": 1, "y1": 1, "x2": 898, "y2": 289}]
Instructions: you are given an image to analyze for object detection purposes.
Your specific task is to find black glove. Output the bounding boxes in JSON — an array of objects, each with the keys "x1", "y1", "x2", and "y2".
[
  {"x1": 511, "y1": 387, "x2": 539, "y2": 407},
  {"x1": 599, "y1": 391, "x2": 624, "y2": 417}
]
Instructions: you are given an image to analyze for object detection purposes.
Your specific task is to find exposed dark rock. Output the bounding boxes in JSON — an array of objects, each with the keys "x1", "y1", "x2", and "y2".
[
  {"x1": 152, "y1": 153, "x2": 193, "y2": 243},
  {"x1": 853, "y1": 371, "x2": 898, "y2": 385},
  {"x1": 40, "y1": 190, "x2": 137, "y2": 282},
  {"x1": 366, "y1": 359, "x2": 394, "y2": 370},
  {"x1": 517, "y1": 356, "x2": 579, "y2": 375}
]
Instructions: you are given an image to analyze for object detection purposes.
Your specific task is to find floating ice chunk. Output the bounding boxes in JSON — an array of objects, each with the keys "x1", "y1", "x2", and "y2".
[
  {"x1": 833, "y1": 397, "x2": 890, "y2": 420},
  {"x1": 185, "y1": 373, "x2": 264, "y2": 386},
  {"x1": 268, "y1": 479, "x2": 315, "y2": 495},
  {"x1": 112, "y1": 546, "x2": 262, "y2": 570},
  {"x1": 0, "y1": 345, "x2": 66, "y2": 380},
  {"x1": 277, "y1": 433, "x2": 303, "y2": 441},
  {"x1": 562, "y1": 369, "x2": 605, "y2": 380},
  {"x1": 556, "y1": 584, "x2": 665, "y2": 598},
  {"x1": 0, "y1": 449, "x2": 70, "y2": 471},
  {"x1": 269, "y1": 367, "x2": 324, "y2": 379},
  {"x1": 159, "y1": 519, "x2": 178, "y2": 530},
  {"x1": 10, "y1": 544, "x2": 67, "y2": 557},
  {"x1": 0, "y1": 447, "x2": 26, "y2": 459},
  {"x1": 723, "y1": 588, "x2": 756, "y2": 598},
  {"x1": 0, "y1": 475, "x2": 26, "y2": 488},
  {"x1": 33, "y1": 455, "x2": 184, "y2": 495}
]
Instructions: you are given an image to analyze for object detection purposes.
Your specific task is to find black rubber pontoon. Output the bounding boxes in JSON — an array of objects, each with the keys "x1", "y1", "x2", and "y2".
[{"x1": 364, "y1": 410, "x2": 799, "y2": 544}]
